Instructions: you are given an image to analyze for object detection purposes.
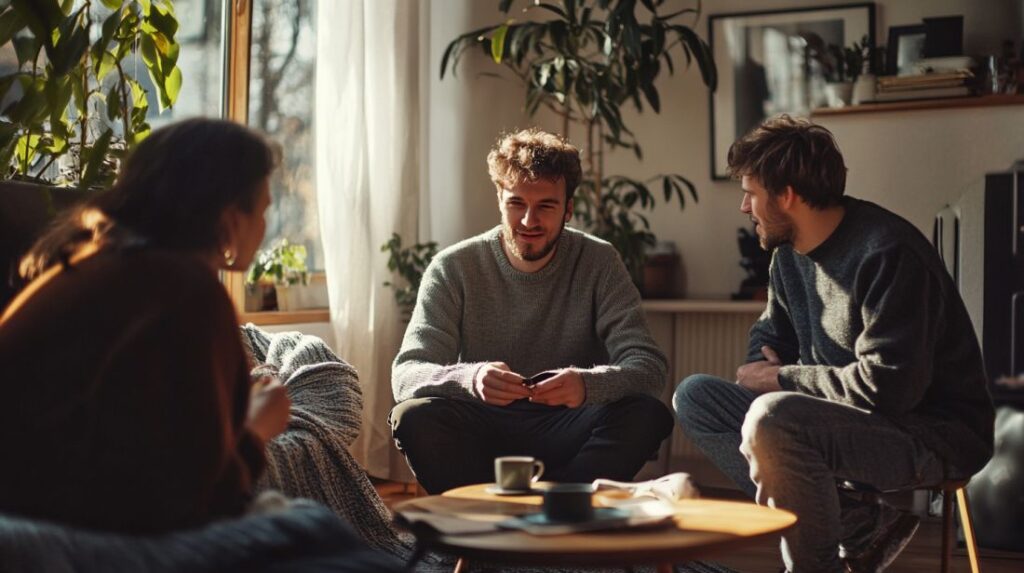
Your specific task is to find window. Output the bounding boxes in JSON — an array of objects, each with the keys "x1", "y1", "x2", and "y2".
[
  {"x1": 207, "y1": 0, "x2": 323, "y2": 323},
  {"x1": 247, "y1": 0, "x2": 321, "y2": 273},
  {"x1": 149, "y1": 0, "x2": 224, "y2": 123}
]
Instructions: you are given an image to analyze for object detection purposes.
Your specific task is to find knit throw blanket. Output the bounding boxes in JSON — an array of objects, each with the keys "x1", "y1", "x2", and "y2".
[
  {"x1": 242, "y1": 326, "x2": 737, "y2": 573},
  {"x1": 240, "y1": 324, "x2": 416, "y2": 560}
]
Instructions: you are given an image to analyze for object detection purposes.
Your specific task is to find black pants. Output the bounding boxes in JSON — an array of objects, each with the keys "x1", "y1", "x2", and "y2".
[{"x1": 389, "y1": 394, "x2": 674, "y2": 494}]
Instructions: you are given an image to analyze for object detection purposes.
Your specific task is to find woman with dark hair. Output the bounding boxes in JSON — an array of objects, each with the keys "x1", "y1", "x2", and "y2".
[{"x1": 0, "y1": 118, "x2": 291, "y2": 534}]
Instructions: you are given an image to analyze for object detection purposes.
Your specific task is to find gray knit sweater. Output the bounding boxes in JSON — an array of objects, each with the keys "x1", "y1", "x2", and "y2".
[
  {"x1": 392, "y1": 226, "x2": 667, "y2": 406},
  {"x1": 748, "y1": 197, "x2": 994, "y2": 477}
]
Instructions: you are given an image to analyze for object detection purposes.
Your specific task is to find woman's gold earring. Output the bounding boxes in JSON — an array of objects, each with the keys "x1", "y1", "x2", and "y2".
[{"x1": 223, "y1": 248, "x2": 237, "y2": 267}]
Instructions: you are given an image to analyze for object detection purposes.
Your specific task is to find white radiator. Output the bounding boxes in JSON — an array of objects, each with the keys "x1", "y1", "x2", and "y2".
[{"x1": 639, "y1": 303, "x2": 764, "y2": 487}]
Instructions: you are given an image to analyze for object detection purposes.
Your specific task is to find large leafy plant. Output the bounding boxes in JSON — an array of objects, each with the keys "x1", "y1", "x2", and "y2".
[
  {"x1": 0, "y1": 0, "x2": 182, "y2": 189},
  {"x1": 442, "y1": 0, "x2": 716, "y2": 283}
]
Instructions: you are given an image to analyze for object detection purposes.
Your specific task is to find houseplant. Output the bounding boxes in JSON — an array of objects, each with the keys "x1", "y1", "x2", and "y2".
[
  {"x1": 246, "y1": 238, "x2": 311, "y2": 311},
  {"x1": 440, "y1": 0, "x2": 716, "y2": 288},
  {"x1": 0, "y1": 0, "x2": 182, "y2": 188},
  {"x1": 381, "y1": 232, "x2": 438, "y2": 321},
  {"x1": 807, "y1": 35, "x2": 870, "y2": 107}
]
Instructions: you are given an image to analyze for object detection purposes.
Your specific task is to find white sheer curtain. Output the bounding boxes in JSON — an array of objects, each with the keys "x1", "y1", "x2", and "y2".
[{"x1": 315, "y1": 0, "x2": 420, "y2": 481}]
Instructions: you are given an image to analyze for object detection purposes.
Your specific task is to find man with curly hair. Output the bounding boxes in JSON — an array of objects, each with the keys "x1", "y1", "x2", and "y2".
[{"x1": 390, "y1": 128, "x2": 673, "y2": 494}]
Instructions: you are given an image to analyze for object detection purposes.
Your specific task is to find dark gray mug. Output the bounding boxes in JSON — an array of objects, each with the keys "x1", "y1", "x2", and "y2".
[{"x1": 543, "y1": 483, "x2": 594, "y2": 522}]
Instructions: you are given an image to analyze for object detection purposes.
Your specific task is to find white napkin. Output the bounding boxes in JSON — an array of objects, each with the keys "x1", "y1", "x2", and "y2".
[{"x1": 592, "y1": 472, "x2": 699, "y2": 503}]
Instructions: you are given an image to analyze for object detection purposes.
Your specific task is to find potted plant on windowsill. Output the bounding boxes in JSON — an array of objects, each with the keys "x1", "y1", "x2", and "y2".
[
  {"x1": 440, "y1": 0, "x2": 716, "y2": 294},
  {"x1": 245, "y1": 239, "x2": 312, "y2": 312}
]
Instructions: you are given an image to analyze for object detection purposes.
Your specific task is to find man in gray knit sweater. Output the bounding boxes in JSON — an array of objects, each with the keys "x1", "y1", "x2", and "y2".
[
  {"x1": 390, "y1": 128, "x2": 673, "y2": 495},
  {"x1": 674, "y1": 116, "x2": 994, "y2": 573}
]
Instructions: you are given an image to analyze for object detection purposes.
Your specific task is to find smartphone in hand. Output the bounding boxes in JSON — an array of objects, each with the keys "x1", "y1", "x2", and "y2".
[{"x1": 524, "y1": 370, "x2": 558, "y2": 387}]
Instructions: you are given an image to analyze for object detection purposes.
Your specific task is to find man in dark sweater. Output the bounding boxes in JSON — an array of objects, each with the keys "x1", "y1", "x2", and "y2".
[
  {"x1": 673, "y1": 115, "x2": 994, "y2": 573},
  {"x1": 390, "y1": 128, "x2": 673, "y2": 494}
]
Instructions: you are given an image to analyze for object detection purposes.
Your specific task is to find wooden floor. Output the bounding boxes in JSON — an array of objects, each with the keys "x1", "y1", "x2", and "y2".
[{"x1": 374, "y1": 480, "x2": 1024, "y2": 573}]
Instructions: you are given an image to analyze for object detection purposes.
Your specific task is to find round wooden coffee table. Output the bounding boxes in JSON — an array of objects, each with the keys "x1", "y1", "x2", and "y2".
[{"x1": 393, "y1": 482, "x2": 796, "y2": 572}]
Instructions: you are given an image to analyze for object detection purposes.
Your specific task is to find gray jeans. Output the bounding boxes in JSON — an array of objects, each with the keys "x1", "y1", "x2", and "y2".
[{"x1": 673, "y1": 374, "x2": 945, "y2": 573}]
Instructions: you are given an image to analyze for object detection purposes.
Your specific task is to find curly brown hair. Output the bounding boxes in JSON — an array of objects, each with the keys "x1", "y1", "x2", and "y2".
[
  {"x1": 487, "y1": 128, "x2": 582, "y2": 202},
  {"x1": 727, "y1": 114, "x2": 847, "y2": 209}
]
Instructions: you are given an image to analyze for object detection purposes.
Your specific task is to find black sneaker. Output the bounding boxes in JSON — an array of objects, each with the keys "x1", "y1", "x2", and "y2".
[{"x1": 842, "y1": 511, "x2": 921, "y2": 573}]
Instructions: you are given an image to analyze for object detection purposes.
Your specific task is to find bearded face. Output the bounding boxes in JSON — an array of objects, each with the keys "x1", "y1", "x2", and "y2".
[
  {"x1": 498, "y1": 178, "x2": 572, "y2": 266},
  {"x1": 741, "y1": 176, "x2": 795, "y2": 251}
]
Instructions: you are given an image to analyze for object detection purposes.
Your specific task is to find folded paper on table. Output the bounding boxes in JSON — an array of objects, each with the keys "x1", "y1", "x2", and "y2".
[{"x1": 592, "y1": 472, "x2": 699, "y2": 503}]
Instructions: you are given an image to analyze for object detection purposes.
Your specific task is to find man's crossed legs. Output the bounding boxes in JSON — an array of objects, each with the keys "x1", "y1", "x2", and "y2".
[
  {"x1": 390, "y1": 394, "x2": 673, "y2": 495},
  {"x1": 674, "y1": 374, "x2": 946, "y2": 573}
]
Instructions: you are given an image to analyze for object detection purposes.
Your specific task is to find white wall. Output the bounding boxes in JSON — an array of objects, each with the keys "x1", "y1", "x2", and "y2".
[{"x1": 425, "y1": 0, "x2": 1023, "y2": 298}]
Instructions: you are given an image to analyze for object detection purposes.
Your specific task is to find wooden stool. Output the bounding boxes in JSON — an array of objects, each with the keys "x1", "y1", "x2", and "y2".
[
  {"x1": 939, "y1": 480, "x2": 980, "y2": 573},
  {"x1": 839, "y1": 479, "x2": 980, "y2": 573}
]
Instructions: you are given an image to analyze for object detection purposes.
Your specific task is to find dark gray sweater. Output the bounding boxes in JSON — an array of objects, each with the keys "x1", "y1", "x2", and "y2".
[
  {"x1": 748, "y1": 197, "x2": 994, "y2": 477},
  {"x1": 392, "y1": 226, "x2": 667, "y2": 405}
]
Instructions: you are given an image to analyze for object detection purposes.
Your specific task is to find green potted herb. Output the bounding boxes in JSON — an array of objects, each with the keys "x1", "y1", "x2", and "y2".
[{"x1": 246, "y1": 239, "x2": 310, "y2": 311}]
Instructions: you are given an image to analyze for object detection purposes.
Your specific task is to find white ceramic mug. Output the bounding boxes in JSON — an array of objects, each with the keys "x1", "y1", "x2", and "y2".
[{"x1": 494, "y1": 456, "x2": 545, "y2": 491}]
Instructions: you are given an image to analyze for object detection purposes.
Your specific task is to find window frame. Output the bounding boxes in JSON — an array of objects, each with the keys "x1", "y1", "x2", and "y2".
[{"x1": 223, "y1": 0, "x2": 328, "y2": 325}]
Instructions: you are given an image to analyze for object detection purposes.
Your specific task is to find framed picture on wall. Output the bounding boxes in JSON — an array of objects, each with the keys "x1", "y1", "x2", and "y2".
[
  {"x1": 886, "y1": 24, "x2": 926, "y2": 76},
  {"x1": 708, "y1": 3, "x2": 875, "y2": 180}
]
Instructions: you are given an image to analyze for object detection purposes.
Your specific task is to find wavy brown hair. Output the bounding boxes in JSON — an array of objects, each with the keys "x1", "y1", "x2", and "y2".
[
  {"x1": 487, "y1": 128, "x2": 582, "y2": 202},
  {"x1": 727, "y1": 114, "x2": 847, "y2": 209},
  {"x1": 21, "y1": 119, "x2": 277, "y2": 279}
]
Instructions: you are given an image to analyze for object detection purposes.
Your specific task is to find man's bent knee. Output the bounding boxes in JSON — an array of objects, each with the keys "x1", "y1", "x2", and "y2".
[
  {"x1": 389, "y1": 397, "x2": 462, "y2": 444},
  {"x1": 740, "y1": 392, "x2": 806, "y2": 457},
  {"x1": 672, "y1": 374, "x2": 723, "y2": 415}
]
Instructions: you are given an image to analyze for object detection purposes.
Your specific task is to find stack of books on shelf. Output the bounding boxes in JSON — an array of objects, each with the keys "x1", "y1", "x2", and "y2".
[{"x1": 871, "y1": 68, "x2": 975, "y2": 103}]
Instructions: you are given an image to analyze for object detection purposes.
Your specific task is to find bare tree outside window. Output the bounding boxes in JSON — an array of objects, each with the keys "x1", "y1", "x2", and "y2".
[{"x1": 248, "y1": 0, "x2": 321, "y2": 271}]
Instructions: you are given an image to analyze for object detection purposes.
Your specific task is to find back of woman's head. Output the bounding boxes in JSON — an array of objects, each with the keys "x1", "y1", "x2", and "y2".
[{"x1": 21, "y1": 118, "x2": 277, "y2": 279}]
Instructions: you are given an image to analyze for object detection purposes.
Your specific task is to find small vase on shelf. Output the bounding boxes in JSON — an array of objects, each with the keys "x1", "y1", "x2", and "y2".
[
  {"x1": 825, "y1": 81, "x2": 854, "y2": 108},
  {"x1": 852, "y1": 73, "x2": 876, "y2": 105}
]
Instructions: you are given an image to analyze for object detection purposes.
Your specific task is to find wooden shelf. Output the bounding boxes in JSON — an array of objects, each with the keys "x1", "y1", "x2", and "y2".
[
  {"x1": 239, "y1": 309, "x2": 330, "y2": 325},
  {"x1": 811, "y1": 94, "x2": 1024, "y2": 116}
]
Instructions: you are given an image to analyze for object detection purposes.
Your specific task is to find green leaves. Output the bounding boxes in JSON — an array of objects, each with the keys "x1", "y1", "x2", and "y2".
[
  {"x1": 380, "y1": 233, "x2": 439, "y2": 320},
  {"x1": 0, "y1": 8, "x2": 26, "y2": 46},
  {"x1": 247, "y1": 239, "x2": 310, "y2": 287},
  {"x1": 1, "y1": 0, "x2": 182, "y2": 185},
  {"x1": 670, "y1": 24, "x2": 717, "y2": 91},
  {"x1": 11, "y1": 0, "x2": 61, "y2": 51},
  {"x1": 79, "y1": 127, "x2": 113, "y2": 190},
  {"x1": 439, "y1": 0, "x2": 717, "y2": 278},
  {"x1": 491, "y1": 22, "x2": 509, "y2": 63}
]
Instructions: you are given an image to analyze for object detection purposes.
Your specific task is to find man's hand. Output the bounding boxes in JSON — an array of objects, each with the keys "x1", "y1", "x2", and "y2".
[
  {"x1": 474, "y1": 362, "x2": 530, "y2": 406},
  {"x1": 247, "y1": 375, "x2": 291, "y2": 444},
  {"x1": 736, "y1": 345, "x2": 783, "y2": 394},
  {"x1": 529, "y1": 369, "x2": 586, "y2": 408}
]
